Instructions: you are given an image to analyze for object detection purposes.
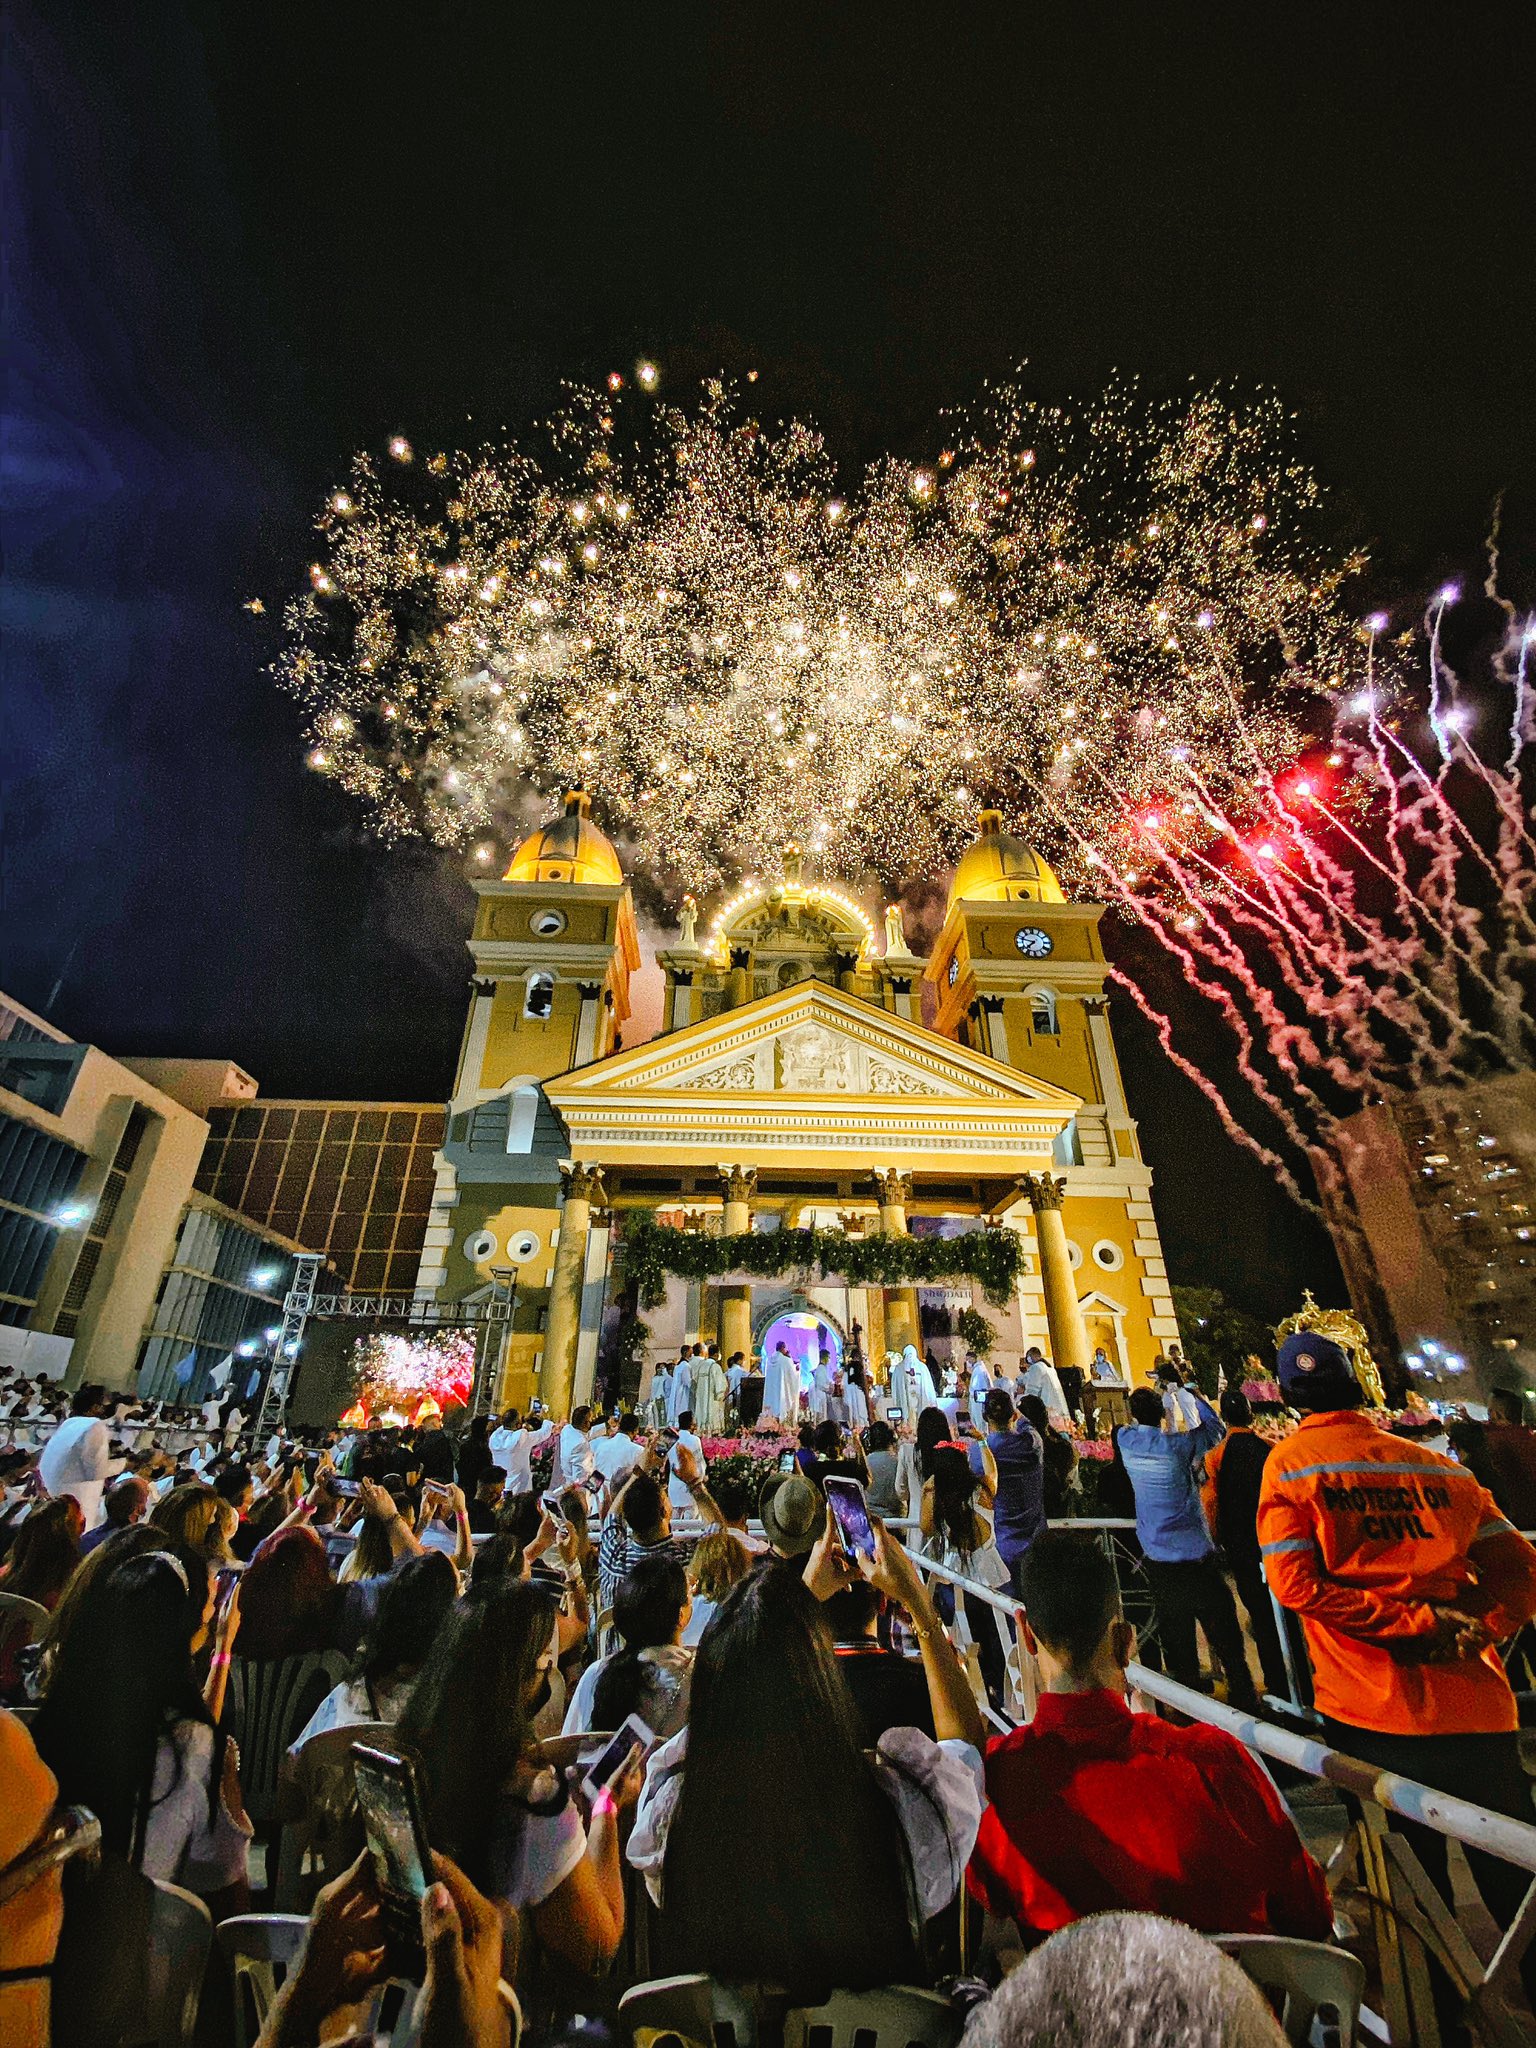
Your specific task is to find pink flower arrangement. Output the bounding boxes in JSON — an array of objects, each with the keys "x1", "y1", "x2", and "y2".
[{"x1": 699, "y1": 1428, "x2": 797, "y2": 1464}]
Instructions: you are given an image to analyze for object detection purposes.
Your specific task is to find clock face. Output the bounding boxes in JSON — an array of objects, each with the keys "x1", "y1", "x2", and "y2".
[
  {"x1": 947, "y1": 955, "x2": 960, "y2": 987},
  {"x1": 1015, "y1": 926, "x2": 1054, "y2": 958}
]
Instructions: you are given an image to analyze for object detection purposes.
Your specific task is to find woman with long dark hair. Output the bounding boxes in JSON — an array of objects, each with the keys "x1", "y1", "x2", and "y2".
[
  {"x1": 395, "y1": 1578, "x2": 632, "y2": 1973},
  {"x1": 1019, "y1": 1393, "x2": 1079, "y2": 1518},
  {"x1": 32, "y1": 1543, "x2": 250, "y2": 1900},
  {"x1": 629, "y1": 1531, "x2": 985, "y2": 2001},
  {"x1": 921, "y1": 1444, "x2": 1012, "y2": 1701},
  {"x1": 895, "y1": 1404, "x2": 950, "y2": 1520},
  {"x1": 564, "y1": 1554, "x2": 692, "y2": 1737},
  {"x1": 292, "y1": 1548, "x2": 456, "y2": 1744}
]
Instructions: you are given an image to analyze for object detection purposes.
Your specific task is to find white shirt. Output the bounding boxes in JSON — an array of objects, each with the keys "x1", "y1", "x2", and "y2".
[
  {"x1": 559, "y1": 1424, "x2": 596, "y2": 1490},
  {"x1": 1163, "y1": 1385, "x2": 1202, "y2": 1433},
  {"x1": 1090, "y1": 1353, "x2": 1125, "y2": 1387},
  {"x1": 38, "y1": 1415, "x2": 115, "y2": 1528},
  {"x1": 667, "y1": 1430, "x2": 704, "y2": 1511},
  {"x1": 494, "y1": 1421, "x2": 552, "y2": 1495},
  {"x1": 592, "y1": 1431, "x2": 641, "y2": 1485},
  {"x1": 488, "y1": 1423, "x2": 522, "y2": 1475}
]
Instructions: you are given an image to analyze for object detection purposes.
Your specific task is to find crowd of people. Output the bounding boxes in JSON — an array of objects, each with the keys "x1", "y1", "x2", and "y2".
[{"x1": 3, "y1": 1333, "x2": 1536, "y2": 2046}]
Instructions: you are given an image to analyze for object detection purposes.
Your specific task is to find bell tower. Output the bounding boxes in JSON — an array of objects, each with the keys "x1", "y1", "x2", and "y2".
[
  {"x1": 924, "y1": 809, "x2": 1179, "y2": 1383},
  {"x1": 450, "y1": 790, "x2": 641, "y2": 1111},
  {"x1": 925, "y1": 810, "x2": 1140, "y2": 1169}
]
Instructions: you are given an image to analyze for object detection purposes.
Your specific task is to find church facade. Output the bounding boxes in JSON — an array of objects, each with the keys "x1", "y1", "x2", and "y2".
[{"x1": 414, "y1": 793, "x2": 1180, "y2": 1414}]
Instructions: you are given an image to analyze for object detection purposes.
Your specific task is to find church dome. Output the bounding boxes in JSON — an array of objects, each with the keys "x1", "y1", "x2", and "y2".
[
  {"x1": 947, "y1": 809, "x2": 1065, "y2": 909},
  {"x1": 503, "y1": 791, "x2": 623, "y2": 887}
]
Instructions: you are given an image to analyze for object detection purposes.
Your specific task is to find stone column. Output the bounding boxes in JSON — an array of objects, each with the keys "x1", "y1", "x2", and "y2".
[
  {"x1": 573, "y1": 982, "x2": 603, "y2": 1067},
  {"x1": 669, "y1": 969, "x2": 695, "y2": 1033},
  {"x1": 540, "y1": 1162, "x2": 605, "y2": 1415},
  {"x1": 1019, "y1": 1172, "x2": 1090, "y2": 1375},
  {"x1": 981, "y1": 995, "x2": 1010, "y2": 1063},
  {"x1": 872, "y1": 1166, "x2": 921, "y2": 1356},
  {"x1": 726, "y1": 946, "x2": 752, "y2": 1011},
  {"x1": 717, "y1": 1165, "x2": 757, "y2": 1367},
  {"x1": 450, "y1": 977, "x2": 498, "y2": 1108}
]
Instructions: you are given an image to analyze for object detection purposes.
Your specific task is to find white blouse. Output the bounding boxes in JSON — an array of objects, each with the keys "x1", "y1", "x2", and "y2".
[
  {"x1": 628, "y1": 1723, "x2": 984, "y2": 1920},
  {"x1": 290, "y1": 1673, "x2": 413, "y2": 1752},
  {"x1": 142, "y1": 1721, "x2": 252, "y2": 1895},
  {"x1": 490, "y1": 1763, "x2": 587, "y2": 1910}
]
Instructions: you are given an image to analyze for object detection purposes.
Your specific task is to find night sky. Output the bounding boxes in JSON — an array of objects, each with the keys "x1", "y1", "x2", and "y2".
[{"x1": 4, "y1": 2, "x2": 1533, "y2": 1322}]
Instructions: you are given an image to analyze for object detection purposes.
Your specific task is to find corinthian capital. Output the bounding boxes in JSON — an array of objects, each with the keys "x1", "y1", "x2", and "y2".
[
  {"x1": 1018, "y1": 1171, "x2": 1067, "y2": 1213},
  {"x1": 562, "y1": 1162, "x2": 608, "y2": 1205},
  {"x1": 871, "y1": 1166, "x2": 913, "y2": 1208},
  {"x1": 717, "y1": 1165, "x2": 758, "y2": 1205}
]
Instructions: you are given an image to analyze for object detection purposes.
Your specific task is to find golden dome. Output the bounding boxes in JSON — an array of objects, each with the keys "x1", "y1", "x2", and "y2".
[
  {"x1": 947, "y1": 810, "x2": 1065, "y2": 910},
  {"x1": 503, "y1": 791, "x2": 623, "y2": 887}
]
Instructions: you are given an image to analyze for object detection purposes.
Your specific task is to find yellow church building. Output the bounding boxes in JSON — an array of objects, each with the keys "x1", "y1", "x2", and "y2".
[{"x1": 415, "y1": 793, "x2": 1181, "y2": 1415}]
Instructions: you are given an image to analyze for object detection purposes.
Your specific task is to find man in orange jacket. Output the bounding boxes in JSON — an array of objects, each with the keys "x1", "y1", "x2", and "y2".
[{"x1": 1259, "y1": 1331, "x2": 1536, "y2": 2005}]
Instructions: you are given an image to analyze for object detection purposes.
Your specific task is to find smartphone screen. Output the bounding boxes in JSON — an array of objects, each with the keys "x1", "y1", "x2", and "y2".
[
  {"x1": 581, "y1": 1713, "x2": 655, "y2": 1805},
  {"x1": 542, "y1": 1489, "x2": 567, "y2": 1522},
  {"x1": 823, "y1": 1475, "x2": 877, "y2": 1559},
  {"x1": 352, "y1": 1745, "x2": 431, "y2": 1976},
  {"x1": 331, "y1": 1476, "x2": 361, "y2": 1498},
  {"x1": 213, "y1": 1565, "x2": 242, "y2": 1629},
  {"x1": 777, "y1": 1449, "x2": 797, "y2": 1474},
  {"x1": 885, "y1": 1405, "x2": 904, "y2": 1424}
]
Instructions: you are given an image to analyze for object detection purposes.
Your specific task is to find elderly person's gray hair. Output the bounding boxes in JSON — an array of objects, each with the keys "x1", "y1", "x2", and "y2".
[{"x1": 963, "y1": 1914, "x2": 1286, "y2": 2048}]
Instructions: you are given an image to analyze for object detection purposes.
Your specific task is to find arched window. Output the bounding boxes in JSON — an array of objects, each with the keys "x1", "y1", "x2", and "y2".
[
  {"x1": 523, "y1": 972, "x2": 555, "y2": 1020},
  {"x1": 1030, "y1": 989, "x2": 1058, "y2": 1036}
]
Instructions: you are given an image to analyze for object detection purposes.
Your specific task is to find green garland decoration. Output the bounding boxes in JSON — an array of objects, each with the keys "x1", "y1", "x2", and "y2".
[{"x1": 618, "y1": 1214, "x2": 1025, "y2": 1310}]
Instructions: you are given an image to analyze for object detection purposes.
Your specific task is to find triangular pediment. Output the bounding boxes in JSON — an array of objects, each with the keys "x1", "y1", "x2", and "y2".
[{"x1": 546, "y1": 983, "x2": 1081, "y2": 1115}]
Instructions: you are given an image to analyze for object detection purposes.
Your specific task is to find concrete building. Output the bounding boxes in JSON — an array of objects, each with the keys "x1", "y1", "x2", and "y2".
[
  {"x1": 0, "y1": 995, "x2": 300, "y2": 1392},
  {"x1": 1325, "y1": 1073, "x2": 1536, "y2": 1401}
]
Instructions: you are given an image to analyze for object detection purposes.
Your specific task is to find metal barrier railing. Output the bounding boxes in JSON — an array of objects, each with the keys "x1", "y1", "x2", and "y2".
[{"x1": 897, "y1": 1535, "x2": 1536, "y2": 2048}]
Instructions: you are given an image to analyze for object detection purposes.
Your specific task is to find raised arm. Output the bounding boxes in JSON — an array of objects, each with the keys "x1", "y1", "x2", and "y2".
[
  {"x1": 671, "y1": 1442, "x2": 723, "y2": 1529},
  {"x1": 864, "y1": 1521, "x2": 987, "y2": 1751},
  {"x1": 358, "y1": 1479, "x2": 421, "y2": 1562}
]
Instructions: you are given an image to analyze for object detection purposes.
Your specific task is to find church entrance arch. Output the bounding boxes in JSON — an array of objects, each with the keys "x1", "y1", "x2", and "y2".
[{"x1": 753, "y1": 1294, "x2": 844, "y2": 1384}]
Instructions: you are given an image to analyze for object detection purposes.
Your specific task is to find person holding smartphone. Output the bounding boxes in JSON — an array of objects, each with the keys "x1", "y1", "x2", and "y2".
[
  {"x1": 628, "y1": 1514, "x2": 984, "y2": 2003},
  {"x1": 397, "y1": 1579, "x2": 639, "y2": 1976}
]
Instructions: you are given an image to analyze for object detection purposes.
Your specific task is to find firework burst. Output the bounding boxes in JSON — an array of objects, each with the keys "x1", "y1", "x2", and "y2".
[{"x1": 276, "y1": 369, "x2": 1378, "y2": 898}]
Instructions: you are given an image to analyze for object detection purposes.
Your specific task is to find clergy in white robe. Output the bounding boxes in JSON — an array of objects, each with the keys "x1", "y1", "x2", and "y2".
[
  {"x1": 667, "y1": 1356, "x2": 694, "y2": 1426},
  {"x1": 966, "y1": 1359, "x2": 994, "y2": 1428},
  {"x1": 690, "y1": 1353, "x2": 729, "y2": 1436},
  {"x1": 897, "y1": 1344, "x2": 940, "y2": 1423},
  {"x1": 808, "y1": 1350, "x2": 834, "y2": 1424},
  {"x1": 764, "y1": 1342, "x2": 801, "y2": 1423},
  {"x1": 1021, "y1": 1349, "x2": 1072, "y2": 1425}
]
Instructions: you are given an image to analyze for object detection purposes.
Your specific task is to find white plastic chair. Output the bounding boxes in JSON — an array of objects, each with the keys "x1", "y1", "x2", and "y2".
[
  {"x1": 1215, "y1": 1934, "x2": 1366, "y2": 2047},
  {"x1": 272, "y1": 1718, "x2": 394, "y2": 1910},
  {"x1": 217, "y1": 1911, "x2": 524, "y2": 2048},
  {"x1": 619, "y1": 1971, "x2": 780, "y2": 2048},
  {"x1": 215, "y1": 1913, "x2": 310, "y2": 2048},
  {"x1": 782, "y1": 1984, "x2": 962, "y2": 2048},
  {"x1": 0, "y1": 1588, "x2": 50, "y2": 1691},
  {"x1": 51, "y1": 1857, "x2": 211, "y2": 2048}
]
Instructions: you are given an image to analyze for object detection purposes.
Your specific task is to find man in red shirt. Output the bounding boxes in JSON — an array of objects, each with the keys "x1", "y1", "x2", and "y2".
[{"x1": 968, "y1": 1530, "x2": 1330, "y2": 1943}]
